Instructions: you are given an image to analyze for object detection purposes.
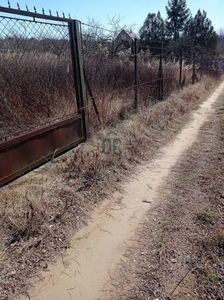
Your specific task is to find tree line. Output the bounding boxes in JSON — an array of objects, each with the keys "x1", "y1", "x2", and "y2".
[{"x1": 138, "y1": 0, "x2": 220, "y2": 74}]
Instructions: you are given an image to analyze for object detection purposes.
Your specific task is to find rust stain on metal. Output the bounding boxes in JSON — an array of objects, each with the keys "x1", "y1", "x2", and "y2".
[
  {"x1": 0, "y1": 115, "x2": 84, "y2": 187},
  {"x1": 0, "y1": 8, "x2": 88, "y2": 187}
]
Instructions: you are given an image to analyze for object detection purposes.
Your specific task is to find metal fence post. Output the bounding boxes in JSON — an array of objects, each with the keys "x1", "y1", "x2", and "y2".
[
  {"x1": 134, "y1": 38, "x2": 138, "y2": 110},
  {"x1": 157, "y1": 41, "x2": 164, "y2": 101},
  {"x1": 192, "y1": 51, "x2": 196, "y2": 84},
  {"x1": 179, "y1": 47, "x2": 183, "y2": 86},
  {"x1": 68, "y1": 20, "x2": 89, "y2": 139}
]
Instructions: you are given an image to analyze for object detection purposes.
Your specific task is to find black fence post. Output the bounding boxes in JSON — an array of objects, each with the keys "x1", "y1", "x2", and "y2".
[
  {"x1": 157, "y1": 41, "x2": 164, "y2": 100},
  {"x1": 192, "y1": 51, "x2": 196, "y2": 84},
  {"x1": 179, "y1": 47, "x2": 183, "y2": 86},
  {"x1": 69, "y1": 20, "x2": 89, "y2": 138},
  {"x1": 134, "y1": 38, "x2": 138, "y2": 110}
]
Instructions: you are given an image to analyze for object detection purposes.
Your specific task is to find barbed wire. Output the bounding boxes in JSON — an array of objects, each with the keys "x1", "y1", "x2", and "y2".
[
  {"x1": 100, "y1": 76, "x2": 177, "y2": 98},
  {"x1": 81, "y1": 33, "x2": 113, "y2": 42},
  {"x1": 80, "y1": 21, "x2": 118, "y2": 34},
  {"x1": 80, "y1": 30, "x2": 217, "y2": 57},
  {"x1": 80, "y1": 19, "x2": 218, "y2": 67}
]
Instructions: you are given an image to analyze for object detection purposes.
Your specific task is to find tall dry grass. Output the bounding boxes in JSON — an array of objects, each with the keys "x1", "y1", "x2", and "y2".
[
  {"x1": 0, "y1": 74, "x2": 219, "y2": 299},
  {"x1": 0, "y1": 36, "x2": 216, "y2": 141},
  {"x1": 84, "y1": 47, "x2": 195, "y2": 129},
  {"x1": 0, "y1": 20, "x2": 222, "y2": 300},
  {"x1": 0, "y1": 51, "x2": 77, "y2": 140}
]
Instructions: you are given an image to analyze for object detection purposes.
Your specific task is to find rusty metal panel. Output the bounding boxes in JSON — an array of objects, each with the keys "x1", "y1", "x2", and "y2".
[
  {"x1": 0, "y1": 115, "x2": 84, "y2": 186},
  {"x1": 0, "y1": 6, "x2": 89, "y2": 187}
]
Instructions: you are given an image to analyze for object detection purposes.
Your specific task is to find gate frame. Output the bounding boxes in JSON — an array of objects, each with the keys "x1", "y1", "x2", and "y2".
[{"x1": 0, "y1": 6, "x2": 88, "y2": 186}]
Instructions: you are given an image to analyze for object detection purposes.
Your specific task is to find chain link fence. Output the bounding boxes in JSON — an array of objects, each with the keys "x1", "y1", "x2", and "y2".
[
  {"x1": 0, "y1": 14, "x2": 78, "y2": 141},
  {"x1": 80, "y1": 23, "x2": 189, "y2": 128},
  {"x1": 80, "y1": 21, "x2": 221, "y2": 130},
  {"x1": 81, "y1": 23, "x2": 139, "y2": 128}
]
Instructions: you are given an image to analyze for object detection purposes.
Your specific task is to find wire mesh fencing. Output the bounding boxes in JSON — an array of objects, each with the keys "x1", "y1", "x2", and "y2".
[
  {"x1": 80, "y1": 23, "x2": 136, "y2": 128},
  {"x1": 80, "y1": 23, "x2": 200, "y2": 129},
  {"x1": 1, "y1": 7, "x2": 220, "y2": 140},
  {"x1": 0, "y1": 14, "x2": 78, "y2": 141}
]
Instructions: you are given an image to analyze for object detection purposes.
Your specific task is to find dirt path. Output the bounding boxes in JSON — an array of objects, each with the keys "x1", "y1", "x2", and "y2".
[{"x1": 22, "y1": 81, "x2": 224, "y2": 300}]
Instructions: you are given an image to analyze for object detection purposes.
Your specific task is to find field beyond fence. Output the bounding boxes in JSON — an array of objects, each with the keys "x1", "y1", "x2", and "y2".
[
  {"x1": 0, "y1": 7, "x2": 221, "y2": 141},
  {"x1": 81, "y1": 21, "x2": 220, "y2": 129},
  {"x1": 0, "y1": 13, "x2": 78, "y2": 141}
]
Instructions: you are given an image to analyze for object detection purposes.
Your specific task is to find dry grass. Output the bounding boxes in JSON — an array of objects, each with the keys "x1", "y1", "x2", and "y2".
[
  {"x1": 0, "y1": 39, "x2": 215, "y2": 140},
  {"x1": 0, "y1": 18, "x2": 222, "y2": 299},
  {"x1": 0, "y1": 52, "x2": 77, "y2": 140},
  {"x1": 0, "y1": 75, "x2": 219, "y2": 299},
  {"x1": 102, "y1": 82, "x2": 224, "y2": 300},
  {"x1": 85, "y1": 49, "x2": 194, "y2": 129},
  {"x1": 0, "y1": 48, "x2": 193, "y2": 140}
]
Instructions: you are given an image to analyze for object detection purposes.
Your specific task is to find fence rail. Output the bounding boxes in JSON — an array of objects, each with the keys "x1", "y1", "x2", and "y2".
[{"x1": 0, "y1": 5, "x2": 88, "y2": 186}]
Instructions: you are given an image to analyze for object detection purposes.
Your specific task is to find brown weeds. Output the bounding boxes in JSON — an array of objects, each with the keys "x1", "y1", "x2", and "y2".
[
  {"x1": 103, "y1": 85, "x2": 224, "y2": 300},
  {"x1": 0, "y1": 68, "x2": 220, "y2": 298},
  {"x1": 0, "y1": 52, "x2": 77, "y2": 140},
  {"x1": 84, "y1": 49, "x2": 195, "y2": 129}
]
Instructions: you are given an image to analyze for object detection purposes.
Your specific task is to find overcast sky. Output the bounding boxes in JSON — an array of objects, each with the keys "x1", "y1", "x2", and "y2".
[{"x1": 1, "y1": 0, "x2": 223, "y2": 33}]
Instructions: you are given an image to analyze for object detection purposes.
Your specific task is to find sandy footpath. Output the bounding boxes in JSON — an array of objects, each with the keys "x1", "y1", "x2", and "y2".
[{"x1": 21, "y1": 81, "x2": 224, "y2": 300}]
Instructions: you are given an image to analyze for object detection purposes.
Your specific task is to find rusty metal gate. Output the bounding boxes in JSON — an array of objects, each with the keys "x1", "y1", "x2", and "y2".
[{"x1": 0, "y1": 5, "x2": 88, "y2": 186}]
